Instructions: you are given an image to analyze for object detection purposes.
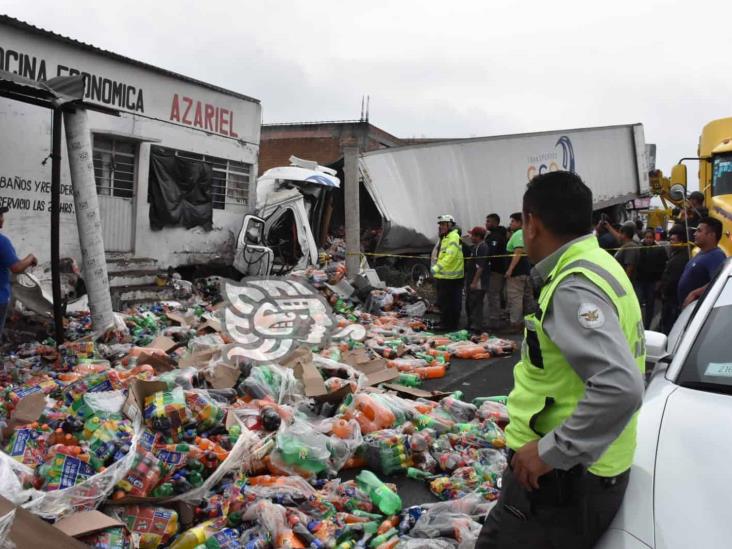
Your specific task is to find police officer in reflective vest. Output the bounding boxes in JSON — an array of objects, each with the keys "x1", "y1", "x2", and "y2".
[
  {"x1": 477, "y1": 172, "x2": 645, "y2": 548},
  {"x1": 432, "y1": 214, "x2": 465, "y2": 331}
]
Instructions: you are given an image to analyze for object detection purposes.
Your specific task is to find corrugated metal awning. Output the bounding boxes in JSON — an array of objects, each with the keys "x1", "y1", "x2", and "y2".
[{"x1": 0, "y1": 71, "x2": 118, "y2": 115}]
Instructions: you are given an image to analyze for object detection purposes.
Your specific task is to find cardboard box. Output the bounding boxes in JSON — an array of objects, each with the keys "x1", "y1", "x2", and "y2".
[
  {"x1": 135, "y1": 336, "x2": 182, "y2": 374},
  {"x1": 341, "y1": 349, "x2": 398, "y2": 386},
  {"x1": 1, "y1": 392, "x2": 44, "y2": 437},
  {"x1": 54, "y1": 510, "x2": 126, "y2": 539},
  {"x1": 0, "y1": 495, "x2": 87, "y2": 548},
  {"x1": 281, "y1": 347, "x2": 354, "y2": 403},
  {"x1": 380, "y1": 383, "x2": 451, "y2": 401}
]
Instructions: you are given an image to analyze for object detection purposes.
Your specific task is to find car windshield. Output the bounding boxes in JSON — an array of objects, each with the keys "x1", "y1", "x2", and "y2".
[{"x1": 677, "y1": 276, "x2": 732, "y2": 393}]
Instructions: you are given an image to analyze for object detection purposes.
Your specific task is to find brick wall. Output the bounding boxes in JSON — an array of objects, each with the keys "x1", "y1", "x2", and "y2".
[
  {"x1": 258, "y1": 122, "x2": 402, "y2": 174},
  {"x1": 258, "y1": 137, "x2": 342, "y2": 174}
]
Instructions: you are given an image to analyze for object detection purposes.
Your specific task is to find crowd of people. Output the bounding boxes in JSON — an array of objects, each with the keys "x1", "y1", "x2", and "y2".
[{"x1": 431, "y1": 192, "x2": 728, "y2": 336}]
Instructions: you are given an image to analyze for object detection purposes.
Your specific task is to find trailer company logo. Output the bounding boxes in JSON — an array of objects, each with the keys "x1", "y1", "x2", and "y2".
[
  {"x1": 526, "y1": 135, "x2": 576, "y2": 180},
  {"x1": 223, "y1": 278, "x2": 365, "y2": 363}
]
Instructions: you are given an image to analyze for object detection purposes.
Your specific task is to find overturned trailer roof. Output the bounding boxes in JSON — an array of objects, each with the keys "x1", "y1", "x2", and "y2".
[{"x1": 359, "y1": 123, "x2": 649, "y2": 254}]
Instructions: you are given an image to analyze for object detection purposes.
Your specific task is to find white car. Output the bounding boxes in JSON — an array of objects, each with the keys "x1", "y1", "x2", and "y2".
[{"x1": 597, "y1": 258, "x2": 732, "y2": 548}]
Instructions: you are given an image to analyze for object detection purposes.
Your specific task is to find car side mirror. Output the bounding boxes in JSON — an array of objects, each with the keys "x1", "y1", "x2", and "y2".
[{"x1": 645, "y1": 330, "x2": 668, "y2": 365}]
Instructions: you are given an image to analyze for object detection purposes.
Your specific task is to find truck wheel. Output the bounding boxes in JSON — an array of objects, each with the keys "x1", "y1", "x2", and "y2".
[{"x1": 410, "y1": 263, "x2": 430, "y2": 286}]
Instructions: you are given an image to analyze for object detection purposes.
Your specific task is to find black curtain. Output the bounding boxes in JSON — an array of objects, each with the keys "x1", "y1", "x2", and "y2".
[{"x1": 148, "y1": 147, "x2": 213, "y2": 231}]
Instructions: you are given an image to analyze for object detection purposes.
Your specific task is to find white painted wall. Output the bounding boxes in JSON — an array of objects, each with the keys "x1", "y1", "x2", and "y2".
[{"x1": 0, "y1": 22, "x2": 261, "y2": 268}]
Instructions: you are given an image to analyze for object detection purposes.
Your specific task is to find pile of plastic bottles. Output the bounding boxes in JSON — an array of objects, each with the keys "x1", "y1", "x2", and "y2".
[{"x1": 0, "y1": 271, "x2": 520, "y2": 548}]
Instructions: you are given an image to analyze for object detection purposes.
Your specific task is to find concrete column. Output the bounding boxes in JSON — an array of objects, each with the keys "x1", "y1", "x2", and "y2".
[
  {"x1": 64, "y1": 108, "x2": 115, "y2": 334},
  {"x1": 343, "y1": 145, "x2": 360, "y2": 278}
]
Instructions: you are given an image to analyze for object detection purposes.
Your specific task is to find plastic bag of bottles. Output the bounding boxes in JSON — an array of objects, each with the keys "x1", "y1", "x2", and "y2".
[
  {"x1": 0, "y1": 386, "x2": 144, "y2": 519},
  {"x1": 79, "y1": 525, "x2": 133, "y2": 549},
  {"x1": 268, "y1": 418, "x2": 334, "y2": 478},
  {"x1": 362, "y1": 430, "x2": 413, "y2": 475},
  {"x1": 188, "y1": 334, "x2": 226, "y2": 353},
  {"x1": 168, "y1": 425, "x2": 262, "y2": 503},
  {"x1": 476, "y1": 400, "x2": 509, "y2": 427},
  {"x1": 106, "y1": 504, "x2": 179, "y2": 548},
  {"x1": 407, "y1": 510, "x2": 482, "y2": 549},
  {"x1": 238, "y1": 364, "x2": 304, "y2": 405},
  {"x1": 143, "y1": 387, "x2": 190, "y2": 436},
  {"x1": 156, "y1": 368, "x2": 200, "y2": 391},
  {"x1": 312, "y1": 355, "x2": 367, "y2": 392},
  {"x1": 184, "y1": 391, "x2": 225, "y2": 432}
]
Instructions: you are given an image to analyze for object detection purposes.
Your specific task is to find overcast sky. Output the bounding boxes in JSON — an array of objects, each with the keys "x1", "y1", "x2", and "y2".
[{"x1": 3, "y1": 0, "x2": 732, "y2": 183}]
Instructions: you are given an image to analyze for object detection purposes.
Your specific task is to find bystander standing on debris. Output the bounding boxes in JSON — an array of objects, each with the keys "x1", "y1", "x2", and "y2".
[
  {"x1": 636, "y1": 228, "x2": 668, "y2": 329},
  {"x1": 465, "y1": 226, "x2": 490, "y2": 334},
  {"x1": 0, "y1": 207, "x2": 37, "y2": 341},
  {"x1": 432, "y1": 214, "x2": 465, "y2": 331},
  {"x1": 485, "y1": 213, "x2": 508, "y2": 330},
  {"x1": 658, "y1": 225, "x2": 690, "y2": 333},
  {"x1": 477, "y1": 170, "x2": 645, "y2": 548},
  {"x1": 503, "y1": 212, "x2": 534, "y2": 333},
  {"x1": 679, "y1": 217, "x2": 727, "y2": 307}
]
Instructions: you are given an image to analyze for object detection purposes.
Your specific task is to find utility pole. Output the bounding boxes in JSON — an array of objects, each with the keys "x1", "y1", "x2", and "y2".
[
  {"x1": 343, "y1": 145, "x2": 360, "y2": 278},
  {"x1": 64, "y1": 108, "x2": 115, "y2": 334}
]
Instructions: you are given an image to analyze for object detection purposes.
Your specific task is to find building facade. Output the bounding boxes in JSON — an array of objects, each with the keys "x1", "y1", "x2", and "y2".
[{"x1": 0, "y1": 16, "x2": 261, "y2": 267}]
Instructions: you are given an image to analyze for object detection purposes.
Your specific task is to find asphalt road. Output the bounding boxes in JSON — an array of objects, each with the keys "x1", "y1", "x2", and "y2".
[{"x1": 341, "y1": 335, "x2": 521, "y2": 508}]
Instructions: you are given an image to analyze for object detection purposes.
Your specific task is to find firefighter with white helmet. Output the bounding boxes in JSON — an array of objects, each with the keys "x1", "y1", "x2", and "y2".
[{"x1": 432, "y1": 214, "x2": 464, "y2": 330}]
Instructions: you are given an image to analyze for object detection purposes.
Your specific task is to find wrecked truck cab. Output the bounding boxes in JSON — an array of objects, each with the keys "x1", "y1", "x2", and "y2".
[{"x1": 234, "y1": 158, "x2": 340, "y2": 277}]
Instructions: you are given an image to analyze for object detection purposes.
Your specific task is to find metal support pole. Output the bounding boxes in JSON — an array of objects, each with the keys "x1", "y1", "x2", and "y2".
[
  {"x1": 343, "y1": 145, "x2": 360, "y2": 278},
  {"x1": 50, "y1": 109, "x2": 64, "y2": 344}
]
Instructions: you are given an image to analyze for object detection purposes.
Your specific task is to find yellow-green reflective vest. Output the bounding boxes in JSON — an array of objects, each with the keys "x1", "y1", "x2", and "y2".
[
  {"x1": 433, "y1": 229, "x2": 464, "y2": 280},
  {"x1": 505, "y1": 236, "x2": 645, "y2": 477}
]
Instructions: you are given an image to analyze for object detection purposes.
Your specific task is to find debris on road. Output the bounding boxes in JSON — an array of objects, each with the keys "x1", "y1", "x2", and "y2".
[{"x1": 0, "y1": 264, "x2": 516, "y2": 548}]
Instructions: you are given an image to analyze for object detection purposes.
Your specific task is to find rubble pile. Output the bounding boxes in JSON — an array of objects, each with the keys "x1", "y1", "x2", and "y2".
[{"x1": 0, "y1": 267, "x2": 516, "y2": 548}]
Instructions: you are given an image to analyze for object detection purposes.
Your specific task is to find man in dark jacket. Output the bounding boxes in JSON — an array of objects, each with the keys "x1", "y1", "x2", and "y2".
[
  {"x1": 484, "y1": 213, "x2": 508, "y2": 330},
  {"x1": 659, "y1": 225, "x2": 690, "y2": 334},
  {"x1": 465, "y1": 226, "x2": 490, "y2": 334},
  {"x1": 636, "y1": 228, "x2": 667, "y2": 328}
]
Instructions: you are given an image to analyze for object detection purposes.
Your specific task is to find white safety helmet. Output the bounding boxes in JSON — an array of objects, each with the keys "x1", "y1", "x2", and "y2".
[{"x1": 437, "y1": 214, "x2": 456, "y2": 224}]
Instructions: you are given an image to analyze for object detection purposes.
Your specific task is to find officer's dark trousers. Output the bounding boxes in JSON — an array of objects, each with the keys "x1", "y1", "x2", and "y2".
[
  {"x1": 436, "y1": 278, "x2": 463, "y2": 330},
  {"x1": 476, "y1": 463, "x2": 629, "y2": 548}
]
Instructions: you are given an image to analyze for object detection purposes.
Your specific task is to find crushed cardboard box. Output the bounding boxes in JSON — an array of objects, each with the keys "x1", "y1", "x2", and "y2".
[
  {"x1": 0, "y1": 496, "x2": 87, "y2": 548},
  {"x1": 2, "y1": 392, "x2": 45, "y2": 437},
  {"x1": 54, "y1": 510, "x2": 126, "y2": 539},
  {"x1": 341, "y1": 349, "x2": 398, "y2": 386}
]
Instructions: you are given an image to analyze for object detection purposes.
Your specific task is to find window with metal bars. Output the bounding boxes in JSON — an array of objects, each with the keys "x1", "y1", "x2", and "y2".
[
  {"x1": 92, "y1": 136, "x2": 137, "y2": 198},
  {"x1": 153, "y1": 147, "x2": 251, "y2": 210}
]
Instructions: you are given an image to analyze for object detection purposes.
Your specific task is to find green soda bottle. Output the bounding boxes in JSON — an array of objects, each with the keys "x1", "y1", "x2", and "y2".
[
  {"x1": 355, "y1": 470, "x2": 402, "y2": 515},
  {"x1": 406, "y1": 467, "x2": 434, "y2": 480},
  {"x1": 447, "y1": 329, "x2": 470, "y2": 341},
  {"x1": 369, "y1": 527, "x2": 397, "y2": 547},
  {"x1": 227, "y1": 424, "x2": 241, "y2": 445},
  {"x1": 398, "y1": 373, "x2": 421, "y2": 387},
  {"x1": 472, "y1": 395, "x2": 509, "y2": 406}
]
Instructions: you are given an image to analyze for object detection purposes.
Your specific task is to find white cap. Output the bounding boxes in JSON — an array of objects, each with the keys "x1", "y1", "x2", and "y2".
[{"x1": 437, "y1": 214, "x2": 455, "y2": 223}]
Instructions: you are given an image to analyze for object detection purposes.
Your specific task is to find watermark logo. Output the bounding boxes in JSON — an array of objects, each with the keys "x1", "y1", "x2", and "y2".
[{"x1": 223, "y1": 277, "x2": 365, "y2": 363}]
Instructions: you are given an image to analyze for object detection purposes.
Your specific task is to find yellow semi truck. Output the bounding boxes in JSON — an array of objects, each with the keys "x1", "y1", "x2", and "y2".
[{"x1": 649, "y1": 117, "x2": 732, "y2": 256}]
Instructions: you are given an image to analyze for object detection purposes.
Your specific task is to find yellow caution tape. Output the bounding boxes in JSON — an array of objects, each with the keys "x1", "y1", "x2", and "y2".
[{"x1": 345, "y1": 242, "x2": 693, "y2": 261}]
